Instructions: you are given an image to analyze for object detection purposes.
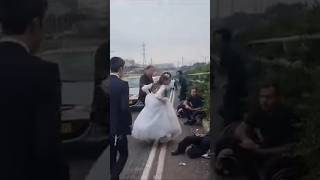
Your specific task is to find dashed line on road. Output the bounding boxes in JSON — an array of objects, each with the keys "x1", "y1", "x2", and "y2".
[
  {"x1": 140, "y1": 85, "x2": 176, "y2": 180},
  {"x1": 140, "y1": 140, "x2": 159, "y2": 180},
  {"x1": 154, "y1": 143, "x2": 167, "y2": 180}
]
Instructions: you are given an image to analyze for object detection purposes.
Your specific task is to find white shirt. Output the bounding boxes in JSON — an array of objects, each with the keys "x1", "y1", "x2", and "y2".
[
  {"x1": 0, "y1": 37, "x2": 30, "y2": 53},
  {"x1": 110, "y1": 73, "x2": 120, "y2": 78}
]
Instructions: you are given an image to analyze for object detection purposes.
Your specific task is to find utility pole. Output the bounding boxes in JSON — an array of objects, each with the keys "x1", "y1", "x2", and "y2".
[
  {"x1": 142, "y1": 42, "x2": 146, "y2": 67},
  {"x1": 150, "y1": 58, "x2": 153, "y2": 65},
  {"x1": 181, "y1": 56, "x2": 184, "y2": 67}
]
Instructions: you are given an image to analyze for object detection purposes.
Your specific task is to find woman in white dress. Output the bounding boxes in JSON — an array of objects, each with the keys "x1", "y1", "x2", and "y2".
[{"x1": 132, "y1": 72, "x2": 182, "y2": 143}]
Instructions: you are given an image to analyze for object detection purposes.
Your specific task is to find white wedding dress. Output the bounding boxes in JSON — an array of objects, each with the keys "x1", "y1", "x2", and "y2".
[{"x1": 132, "y1": 83, "x2": 182, "y2": 142}]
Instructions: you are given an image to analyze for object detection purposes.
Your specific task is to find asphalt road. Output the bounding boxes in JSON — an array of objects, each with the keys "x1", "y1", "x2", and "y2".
[{"x1": 85, "y1": 91, "x2": 210, "y2": 180}]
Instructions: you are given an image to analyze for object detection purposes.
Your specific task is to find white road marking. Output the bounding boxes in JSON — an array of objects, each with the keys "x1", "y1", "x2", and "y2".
[
  {"x1": 154, "y1": 143, "x2": 167, "y2": 180},
  {"x1": 140, "y1": 140, "x2": 158, "y2": 180},
  {"x1": 154, "y1": 85, "x2": 175, "y2": 180},
  {"x1": 141, "y1": 86, "x2": 176, "y2": 180}
]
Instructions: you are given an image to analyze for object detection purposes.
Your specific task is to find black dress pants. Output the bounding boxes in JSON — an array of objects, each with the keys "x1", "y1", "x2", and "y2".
[{"x1": 110, "y1": 135, "x2": 128, "y2": 180}]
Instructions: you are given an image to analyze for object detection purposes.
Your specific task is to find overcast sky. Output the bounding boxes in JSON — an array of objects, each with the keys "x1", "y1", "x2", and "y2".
[{"x1": 110, "y1": 0, "x2": 210, "y2": 66}]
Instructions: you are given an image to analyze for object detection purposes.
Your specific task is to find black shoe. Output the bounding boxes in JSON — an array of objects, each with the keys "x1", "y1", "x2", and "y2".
[
  {"x1": 111, "y1": 176, "x2": 119, "y2": 180},
  {"x1": 171, "y1": 150, "x2": 184, "y2": 156}
]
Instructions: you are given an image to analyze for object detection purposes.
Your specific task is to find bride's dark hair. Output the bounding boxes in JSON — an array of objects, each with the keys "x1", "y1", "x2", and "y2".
[{"x1": 151, "y1": 72, "x2": 172, "y2": 93}]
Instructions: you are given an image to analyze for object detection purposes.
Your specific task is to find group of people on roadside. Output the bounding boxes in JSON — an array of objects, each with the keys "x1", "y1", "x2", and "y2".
[
  {"x1": 109, "y1": 60, "x2": 185, "y2": 179},
  {"x1": 133, "y1": 64, "x2": 211, "y2": 160},
  {"x1": 212, "y1": 28, "x2": 302, "y2": 180}
]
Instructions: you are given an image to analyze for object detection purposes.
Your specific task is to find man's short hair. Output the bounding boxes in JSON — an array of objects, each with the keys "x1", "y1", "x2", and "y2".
[
  {"x1": 177, "y1": 70, "x2": 183, "y2": 75},
  {"x1": 260, "y1": 81, "x2": 281, "y2": 96},
  {"x1": 214, "y1": 28, "x2": 232, "y2": 42},
  {"x1": 191, "y1": 87, "x2": 198, "y2": 92},
  {"x1": 0, "y1": 0, "x2": 48, "y2": 35},
  {"x1": 110, "y1": 57, "x2": 125, "y2": 73},
  {"x1": 144, "y1": 65, "x2": 154, "y2": 71}
]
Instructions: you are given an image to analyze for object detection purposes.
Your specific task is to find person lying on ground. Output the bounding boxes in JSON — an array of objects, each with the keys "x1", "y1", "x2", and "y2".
[{"x1": 171, "y1": 130, "x2": 210, "y2": 159}]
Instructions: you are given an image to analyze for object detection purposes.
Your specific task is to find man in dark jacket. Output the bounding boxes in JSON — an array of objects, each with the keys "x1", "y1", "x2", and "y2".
[
  {"x1": 0, "y1": 0, "x2": 69, "y2": 179},
  {"x1": 138, "y1": 65, "x2": 155, "y2": 105},
  {"x1": 110, "y1": 57, "x2": 132, "y2": 180},
  {"x1": 177, "y1": 70, "x2": 188, "y2": 101}
]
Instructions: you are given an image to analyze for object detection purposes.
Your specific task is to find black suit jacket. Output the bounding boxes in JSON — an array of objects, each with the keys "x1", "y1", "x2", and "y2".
[
  {"x1": 110, "y1": 75, "x2": 132, "y2": 135},
  {"x1": 0, "y1": 42, "x2": 69, "y2": 180}
]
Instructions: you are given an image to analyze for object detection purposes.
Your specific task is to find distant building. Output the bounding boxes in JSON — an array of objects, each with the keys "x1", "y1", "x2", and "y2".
[
  {"x1": 154, "y1": 63, "x2": 175, "y2": 70},
  {"x1": 125, "y1": 59, "x2": 135, "y2": 67}
]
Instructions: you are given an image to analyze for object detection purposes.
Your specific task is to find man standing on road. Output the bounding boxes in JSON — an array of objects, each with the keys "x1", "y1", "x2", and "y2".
[
  {"x1": 138, "y1": 65, "x2": 155, "y2": 105},
  {"x1": 110, "y1": 57, "x2": 132, "y2": 180},
  {"x1": 0, "y1": 0, "x2": 69, "y2": 179},
  {"x1": 177, "y1": 70, "x2": 188, "y2": 101}
]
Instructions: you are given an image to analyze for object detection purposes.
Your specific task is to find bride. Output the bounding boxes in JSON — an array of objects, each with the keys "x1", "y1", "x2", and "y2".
[{"x1": 132, "y1": 72, "x2": 182, "y2": 143}]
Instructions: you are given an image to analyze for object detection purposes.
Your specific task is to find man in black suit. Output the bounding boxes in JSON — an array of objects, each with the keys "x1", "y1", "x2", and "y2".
[
  {"x1": 0, "y1": 0, "x2": 69, "y2": 180},
  {"x1": 110, "y1": 57, "x2": 132, "y2": 180}
]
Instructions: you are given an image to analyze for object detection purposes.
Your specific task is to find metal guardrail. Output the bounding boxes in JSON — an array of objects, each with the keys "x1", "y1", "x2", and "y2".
[
  {"x1": 169, "y1": 83, "x2": 175, "y2": 103},
  {"x1": 187, "y1": 72, "x2": 210, "y2": 76}
]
